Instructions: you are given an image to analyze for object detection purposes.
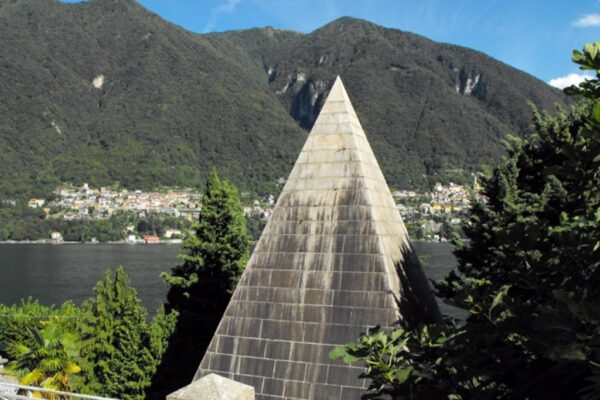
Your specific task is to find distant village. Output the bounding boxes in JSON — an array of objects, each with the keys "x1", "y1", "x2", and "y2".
[
  {"x1": 392, "y1": 178, "x2": 484, "y2": 241},
  {"x1": 25, "y1": 179, "x2": 481, "y2": 243},
  {"x1": 29, "y1": 184, "x2": 201, "y2": 217},
  {"x1": 26, "y1": 184, "x2": 203, "y2": 243}
]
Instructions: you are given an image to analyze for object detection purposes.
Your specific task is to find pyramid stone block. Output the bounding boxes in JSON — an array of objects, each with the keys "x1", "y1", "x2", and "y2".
[{"x1": 195, "y1": 76, "x2": 440, "y2": 399}]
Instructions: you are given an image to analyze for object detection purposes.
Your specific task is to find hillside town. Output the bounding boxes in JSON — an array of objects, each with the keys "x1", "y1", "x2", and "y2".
[
  {"x1": 392, "y1": 179, "x2": 484, "y2": 241},
  {"x1": 23, "y1": 179, "x2": 481, "y2": 243},
  {"x1": 30, "y1": 184, "x2": 203, "y2": 221}
]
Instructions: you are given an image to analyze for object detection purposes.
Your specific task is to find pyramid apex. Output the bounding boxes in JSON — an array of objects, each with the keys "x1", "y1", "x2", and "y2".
[{"x1": 325, "y1": 75, "x2": 351, "y2": 103}]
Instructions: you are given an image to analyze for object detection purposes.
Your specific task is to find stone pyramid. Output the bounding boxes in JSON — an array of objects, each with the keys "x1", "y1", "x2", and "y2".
[{"x1": 195, "y1": 76, "x2": 440, "y2": 399}]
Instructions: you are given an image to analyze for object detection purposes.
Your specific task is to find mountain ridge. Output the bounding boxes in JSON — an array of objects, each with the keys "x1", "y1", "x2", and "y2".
[
  {"x1": 210, "y1": 15, "x2": 566, "y2": 186},
  {"x1": 0, "y1": 0, "x2": 567, "y2": 197}
]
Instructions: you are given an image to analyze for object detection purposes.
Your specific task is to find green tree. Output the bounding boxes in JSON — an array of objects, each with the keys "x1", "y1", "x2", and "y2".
[
  {"x1": 148, "y1": 306, "x2": 177, "y2": 364},
  {"x1": 332, "y1": 42, "x2": 600, "y2": 399},
  {"x1": 5, "y1": 319, "x2": 83, "y2": 397},
  {"x1": 149, "y1": 169, "x2": 250, "y2": 399},
  {"x1": 245, "y1": 212, "x2": 267, "y2": 242},
  {"x1": 80, "y1": 267, "x2": 175, "y2": 400},
  {"x1": 163, "y1": 168, "x2": 250, "y2": 304}
]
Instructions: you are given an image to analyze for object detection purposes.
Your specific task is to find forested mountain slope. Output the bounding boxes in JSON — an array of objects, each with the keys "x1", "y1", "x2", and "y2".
[
  {"x1": 0, "y1": 0, "x2": 567, "y2": 197},
  {"x1": 210, "y1": 17, "x2": 567, "y2": 186}
]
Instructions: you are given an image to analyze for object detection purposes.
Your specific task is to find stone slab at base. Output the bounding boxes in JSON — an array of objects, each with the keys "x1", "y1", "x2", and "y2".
[{"x1": 167, "y1": 373, "x2": 254, "y2": 400}]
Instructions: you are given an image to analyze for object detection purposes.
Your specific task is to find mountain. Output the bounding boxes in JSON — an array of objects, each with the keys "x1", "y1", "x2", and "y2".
[
  {"x1": 0, "y1": 0, "x2": 567, "y2": 197},
  {"x1": 208, "y1": 19, "x2": 568, "y2": 187},
  {"x1": 0, "y1": 0, "x2": 306, "y2": 196}
]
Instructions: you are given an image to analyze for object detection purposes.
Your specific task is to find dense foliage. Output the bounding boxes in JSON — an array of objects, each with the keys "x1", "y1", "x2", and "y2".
[
  {"x1": 332, "y1": 42, "x2": 600, "y2": 399},
  {"x1": 0, "y1": 1, "x2": 566, "y2": 198},
  {"x1": 245, "y1": 212, "x2": 268, "y2": 242},
  {"x1": 150, "y1": 169, "x2": 250, "y2": 399},
  {"x1": 5, "y1": 319, "x2": 83, "y2": 396},
  {"x1": 0, "y1": 299, "x2": 82, "y2": 350},
  {"x1": 135, "y1": 214, "x2": 187, "y2": 238},
  {"x1": 79, "y1": 267, "x2": 176, "y2": 400},
  {"x1": 163, "y1": 169, "x2": 250, "y2": 303},
  {"x1": 0, "y1": 270, "x2": 175, "y2": 399},
  {"x1": 1, "y1": 300, "x2": 84, "y2": 395}
]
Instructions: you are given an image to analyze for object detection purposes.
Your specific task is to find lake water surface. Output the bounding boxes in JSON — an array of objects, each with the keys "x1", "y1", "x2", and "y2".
[{"x1": 0, "y1": 242, "x2": 459, "y2": 317}]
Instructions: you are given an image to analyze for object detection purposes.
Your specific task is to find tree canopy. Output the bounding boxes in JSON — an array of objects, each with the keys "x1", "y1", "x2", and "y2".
[
  {"x1": 80, "y1": 267, "x2": 175, "y2": 400},
  {"x1": 4, "y1": 315, "x2": 83, "y2": 396},
  {"x1": 163, "y1": 168, "x2": 250, "y2": 310},
  {"x1": 149, "y1": 169, "x2": 250, "y2": 399}
]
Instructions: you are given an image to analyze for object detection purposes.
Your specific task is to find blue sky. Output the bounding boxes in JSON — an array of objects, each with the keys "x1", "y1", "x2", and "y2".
[{"x1": 62, "y1": 0, "x2": 600, "y2": 87}]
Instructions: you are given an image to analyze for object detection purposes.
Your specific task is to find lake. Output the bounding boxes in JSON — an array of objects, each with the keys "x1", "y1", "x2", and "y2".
[{"x1": 0, "y1": 242, "x2": 460, "y2": 317}]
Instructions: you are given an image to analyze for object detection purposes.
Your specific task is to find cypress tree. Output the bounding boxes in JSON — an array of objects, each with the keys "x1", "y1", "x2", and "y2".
[
  {"x1": 163, "y1": 168, "x2": 250, "y2": 311},
  {"x1": 149, "y1": 169, "x2": 250, "y2": 398},
  {"x1": 81, "y1": 267, "x2": 175, "y2": 400}
]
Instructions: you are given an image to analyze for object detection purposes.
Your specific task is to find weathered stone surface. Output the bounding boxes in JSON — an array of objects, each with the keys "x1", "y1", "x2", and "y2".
[
  {"x1": 195, "y1": 76, "x2": 440, "y2": 399},
  {"x1": 167, "y1": 373, "x2": 255, "y2": 400}
]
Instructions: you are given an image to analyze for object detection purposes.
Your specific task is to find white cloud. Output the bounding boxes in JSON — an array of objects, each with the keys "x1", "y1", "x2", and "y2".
[
  {"x1": 573, "y1": 13, "x2": 600, "y2": 27},
  {"x1": 548, "y1": 73, "x2": 592, "y2": 89},
  {"x1": 203, "y1": 0, "x2": 242, "y2": 33}
]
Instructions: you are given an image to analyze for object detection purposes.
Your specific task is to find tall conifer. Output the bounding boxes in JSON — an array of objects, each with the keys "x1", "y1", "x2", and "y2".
[
  {"x1": 149, "y1": 169, "x2": 250, "y2": 399},
  {"x1": 163, "y1": 168, "x2": 250, "y2": 309},
  {"x1": 81, "y1": 267, "x2": 175, "y2": 400}
]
